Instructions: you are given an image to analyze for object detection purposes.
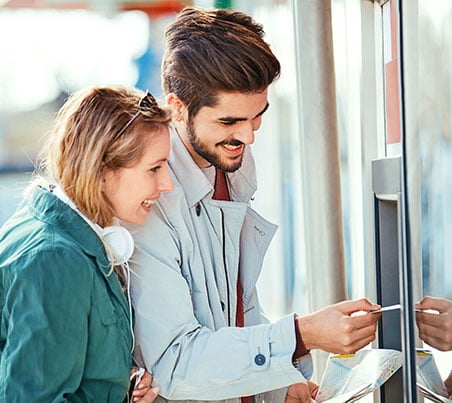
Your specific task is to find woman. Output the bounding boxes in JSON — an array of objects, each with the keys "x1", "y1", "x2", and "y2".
[{"x1": 0, "y1": 85, "x2": 173, "y2": 401}]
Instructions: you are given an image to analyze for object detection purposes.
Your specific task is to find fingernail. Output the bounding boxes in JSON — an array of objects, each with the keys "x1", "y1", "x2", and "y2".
[{"x1": 151, "y1": 386, "x2": 160, "y2": 394}]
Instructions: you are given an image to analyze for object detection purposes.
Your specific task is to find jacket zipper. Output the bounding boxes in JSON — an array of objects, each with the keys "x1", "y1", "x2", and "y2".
[{"x1": 220, "y1": 208, "x2": 231, "y2": 326}]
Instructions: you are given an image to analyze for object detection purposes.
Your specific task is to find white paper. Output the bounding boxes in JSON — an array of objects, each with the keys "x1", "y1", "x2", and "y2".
[
  {"x1": 316, "y1": 349, "x2": 402, "y2": 402},
  {"x1": 314, "y1": 348, "x2": 451, "y2": 403},
  {"x1": 416, "y1": 349, "x2": 451, "y2": 402}
]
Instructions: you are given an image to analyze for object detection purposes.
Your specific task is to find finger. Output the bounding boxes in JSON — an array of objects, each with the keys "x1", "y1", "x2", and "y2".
[
  {"x1": 350, "y1": 324, "x2": 378, "y2": 345},
  {"x1": 134, "y1": 386, "x2": 160, "y2": 403},
  {"x1": 417, "y1": 324, "x2": 437, "y2": 344},
  {"x1": 421, "y1": 336, "x2": 451, "y2": 351},
  {"x1": 416, "y1": 295, "x2": 431, "y2": 305},
  {"x1": 132, "y1": 387, "x2": 150, "y2": 397},
  {"x1": 352, "y1": 312, "x2": 381, "y2": 329},
  {"x1": 337, "y1": 335, "x2": 377, "y2": 354},
  {"x1": 350, "y1": 334, "x2": 378, "y2": 352},
  {"x1": 340, "y1": 298, "x2": 380, "y2": 315},
  {"x1": 286, "y1": 393, "x2": 313, "y2": 402},
  {"x1": 339, "y1": 314, "x2": 379, "y2": 337},
  {"x1": 333, "y1": 327, "x2": 378, "y2": 354},
  {"x1": 416, "y1": 296, "x2": 448, "y2": 311},
  {"x1": 327, "y1": 319, "x2": 378, "y2": 353},
  {"x1": 286, "y1": 383, "x2": 312, "y2": 402},
  {"x1": 308, "y1": 381, "x2": 319, "y2": 399},
  {"x1": 137, "y1": 372, "x2": 152, "y2": 389},
  {"x1": 416, "y1": 311, "x2": 443, "y2": 327},
  {"x1": 418, "y1": 323, "x2": 452, "y2": 351}
]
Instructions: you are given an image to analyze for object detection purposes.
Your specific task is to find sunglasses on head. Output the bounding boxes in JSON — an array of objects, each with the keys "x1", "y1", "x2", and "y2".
[{"x1": 116, "y1": 90, "x2": 160, "y2": 138}]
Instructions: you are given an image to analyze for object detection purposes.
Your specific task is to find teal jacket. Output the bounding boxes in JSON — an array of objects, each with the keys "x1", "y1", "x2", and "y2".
[{"x1": 0, "y1": 186, "x2": 133, "y2": 402}]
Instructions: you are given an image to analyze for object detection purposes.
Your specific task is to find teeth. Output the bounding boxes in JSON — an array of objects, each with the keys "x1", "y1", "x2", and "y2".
[
  {"x1": 224, "y1": 144, "x2": 240, "y2": 150},
  {"x1": 142, "y1": 199, "x2": 153, "y2": 208}
]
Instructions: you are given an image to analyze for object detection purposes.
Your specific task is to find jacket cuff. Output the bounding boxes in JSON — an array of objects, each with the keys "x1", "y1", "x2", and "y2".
[
  {"x1": 293, "y1": 314, "x2": 310, "y2": 359},
  {"x1": 293, "y1": 354, "x2": 313, "y2": 380}
]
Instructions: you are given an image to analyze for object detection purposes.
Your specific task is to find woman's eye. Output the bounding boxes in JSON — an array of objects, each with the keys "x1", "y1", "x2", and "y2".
[{"x1": 150, "y1": 166, "x2": 161, "y2": 173}]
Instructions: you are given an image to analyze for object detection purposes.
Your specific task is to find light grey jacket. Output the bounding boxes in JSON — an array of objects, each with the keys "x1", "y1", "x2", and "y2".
[{"x1": 128, "y1": 130, "x2": 310, "y2": 402}]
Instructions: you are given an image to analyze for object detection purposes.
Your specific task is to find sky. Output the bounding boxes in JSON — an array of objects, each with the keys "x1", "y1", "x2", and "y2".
[{"x1": 0, "y1": 8, "x2": 155, "y2": 112}]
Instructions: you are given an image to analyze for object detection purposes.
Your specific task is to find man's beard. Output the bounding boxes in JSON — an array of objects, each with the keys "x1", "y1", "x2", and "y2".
[{"x1": 186, "y1": 120, "x2": 244, "y2": 173}]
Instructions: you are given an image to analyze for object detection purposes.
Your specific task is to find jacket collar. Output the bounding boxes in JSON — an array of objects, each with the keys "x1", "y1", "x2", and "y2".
[
  {"x1": 168, "y1": 128, "x2": 258, "y2": 207},
  {"x1": 29, "y1": 186, "x2": 130, "y2": 316},
  {"x1": 29, "y1": 186, "x2": 112, "y2": 275}
]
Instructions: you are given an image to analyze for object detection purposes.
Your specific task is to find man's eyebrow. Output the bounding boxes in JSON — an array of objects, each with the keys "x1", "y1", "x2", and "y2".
[
  {"x1": 255, "y1": 102, "x2": 270, "y2": 118},
  {"x1": 218, "y1": 103, "x2": 270, "y2": 123}
]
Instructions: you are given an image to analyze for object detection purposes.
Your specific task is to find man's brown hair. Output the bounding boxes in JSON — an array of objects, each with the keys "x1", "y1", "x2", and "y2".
[{"x1": 162, "y1": 6, "x2": 281, "y2": 120}]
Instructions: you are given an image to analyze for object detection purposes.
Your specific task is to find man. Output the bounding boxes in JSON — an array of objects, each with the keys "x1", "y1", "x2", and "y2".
[{"x1": 128, "y1": 6, "x2": 380, "y2": 402}]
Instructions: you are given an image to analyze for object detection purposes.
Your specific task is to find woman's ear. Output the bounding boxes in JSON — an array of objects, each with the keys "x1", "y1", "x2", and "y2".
[
  {"x1": 100, "y1": 164, "x2": 108, "y2": 191},
  {"x1": 166, "y1": 93, "x2": 186, "y2": 121}
]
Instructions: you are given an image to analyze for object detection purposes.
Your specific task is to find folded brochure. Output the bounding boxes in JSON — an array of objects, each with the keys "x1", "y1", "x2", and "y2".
[
  {"x1": 315, "y1": 348, "x2": 451, "y2": 402},
  {"x1": 316, "y1": 349, "x2": 402, "y2": 402},
  {"x1": 416, "y1": 349, "x2": 451, "y2": 403}
]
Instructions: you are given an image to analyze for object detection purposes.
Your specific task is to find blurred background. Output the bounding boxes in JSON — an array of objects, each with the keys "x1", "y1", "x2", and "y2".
[{"x1": 1, "y1": 0, "x2": 451, "y2": 398}]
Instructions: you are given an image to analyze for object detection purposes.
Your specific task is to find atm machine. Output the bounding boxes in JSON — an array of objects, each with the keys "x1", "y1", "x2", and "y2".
[
  {"x1": 372, "y1": 155, "x2": 418, "y2": 402},
  {"x1": 371, "y1": 0, "x2": 421, "y2": 401}
]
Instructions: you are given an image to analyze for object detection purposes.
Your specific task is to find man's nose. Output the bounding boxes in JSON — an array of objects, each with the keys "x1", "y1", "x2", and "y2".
[{"x1": 234, "y1": 121, "x2": 257, "y2": 145}]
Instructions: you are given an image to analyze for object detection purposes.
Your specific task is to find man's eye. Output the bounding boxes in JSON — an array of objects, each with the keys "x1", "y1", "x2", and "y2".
[{"x1": 219, "y1": 120, "x2": 236, "y2": 126}]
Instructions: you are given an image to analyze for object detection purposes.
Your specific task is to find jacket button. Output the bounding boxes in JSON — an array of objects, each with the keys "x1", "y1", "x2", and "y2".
[{"x1": 254, "y1": 354, "x2": 266, "y2": 366}]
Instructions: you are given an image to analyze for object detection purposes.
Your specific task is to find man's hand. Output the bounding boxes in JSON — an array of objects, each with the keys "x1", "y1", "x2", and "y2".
[
  {"x1": 415, "y1": 296, "x2": 452, "y2": 351},
  {"x1": 444, "y1": 373, "x2": 452, "y2": 399},
  {"x1": 296, "y1": 299, "x2": 381, "y2": 354},
  {"x1": 285, "y1": 381, "x2": 319, "y2": 402}
]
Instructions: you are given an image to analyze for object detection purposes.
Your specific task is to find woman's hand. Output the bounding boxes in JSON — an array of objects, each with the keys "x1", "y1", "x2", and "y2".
[{"x1": 130, "y1": 368, "x2": 160, "y2": 402}]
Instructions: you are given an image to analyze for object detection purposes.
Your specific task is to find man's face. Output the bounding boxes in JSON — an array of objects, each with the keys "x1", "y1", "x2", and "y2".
[{"x1": 177, "y1": 91, "x2": 269, "y2": 172}]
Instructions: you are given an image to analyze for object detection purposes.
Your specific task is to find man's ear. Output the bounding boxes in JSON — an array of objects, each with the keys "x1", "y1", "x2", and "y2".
[{"x1": 167, "y1": 93, "x2": 186, "y2": 121}]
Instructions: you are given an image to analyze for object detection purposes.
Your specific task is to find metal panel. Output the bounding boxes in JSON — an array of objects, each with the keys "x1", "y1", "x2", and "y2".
[
  {"x1": 372, "y1": 154, "x2": 418, "y2": 402},
  {"x1": 372, "y1": 156, "x2": 404, "y2": 402}
]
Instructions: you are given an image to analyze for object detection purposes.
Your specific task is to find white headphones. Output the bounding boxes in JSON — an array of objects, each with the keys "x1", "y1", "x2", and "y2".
[
  {"x1": 100, "y1": 225, "x2": 135, "y2": 265},
  {"x1": 51, "y1": 185, "x2": 135, "y2": 265}
]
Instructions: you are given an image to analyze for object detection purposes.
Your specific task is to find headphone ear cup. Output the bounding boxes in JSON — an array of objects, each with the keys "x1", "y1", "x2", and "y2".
[
  {"x1": 50, "y1": 185, "x2": 134, "y2": 264},
  {"x1": 101, "y1": 226, "x2": 135, "y2": 265}
]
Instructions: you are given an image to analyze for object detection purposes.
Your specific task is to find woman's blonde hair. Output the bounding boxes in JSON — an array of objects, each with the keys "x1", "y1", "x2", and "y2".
[{"x1": 35, "y1": 85, "x2": 171, "y2": 227}]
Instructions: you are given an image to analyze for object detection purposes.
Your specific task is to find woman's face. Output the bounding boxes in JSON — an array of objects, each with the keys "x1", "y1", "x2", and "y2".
[{"x1": 102, "y1": 127, "x2": 173, "y2": 225}]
